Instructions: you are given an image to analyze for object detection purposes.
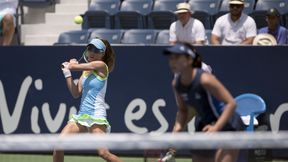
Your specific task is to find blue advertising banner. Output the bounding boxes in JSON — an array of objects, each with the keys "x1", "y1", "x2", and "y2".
[
  {"x1": 0, "y1": 45, "x2": 288, "y2": 159},
  {"x1": 0, "y1": 46, "x2": 176, "y2": 134},
  {"x1": 1, "y1": 45, "x2": 288, "y2": 133}
]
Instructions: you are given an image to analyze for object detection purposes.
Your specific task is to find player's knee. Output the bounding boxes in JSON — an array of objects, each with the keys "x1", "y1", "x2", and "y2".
[
  {"x1": 60, "y1": 123, "x2": 82, "y2": 135},
  {"x1": 90, "y1": 124, "x2": 106, "y2": 134}
]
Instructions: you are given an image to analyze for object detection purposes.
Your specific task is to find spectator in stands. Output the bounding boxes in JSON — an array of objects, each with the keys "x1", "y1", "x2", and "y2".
[
  {"x1": 258, "y1": 8, "x2": 288, "y2": 45},
  {"x1": 169, "y1": 3, "x2": 213, "y2": 78},
  {"x1": 211, "y1": 0, "x2": 257, "y2": 45},
  {"x1": 169, "y1": 2, "x2": 206, "y2": 45},
  {"x1": 0, "y1": 0, "x2": 18, "y2": 46}
]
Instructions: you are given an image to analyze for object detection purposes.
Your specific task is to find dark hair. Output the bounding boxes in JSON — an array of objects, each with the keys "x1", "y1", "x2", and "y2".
[
  {"x1": 182, "y1": 42, "x2": 202, "y2": 68},
  {"x1": 101, "y1": 39, "x2": 115, "y2": 72}
]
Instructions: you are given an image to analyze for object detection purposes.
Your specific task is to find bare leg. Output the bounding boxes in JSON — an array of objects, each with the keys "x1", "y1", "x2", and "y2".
[
  {"x1": 2, "y1": 14, "x2": 15, "y2": 46},
  {"x1": 53, "y1": 150, "x2": 64, "y2": 162},
  {"x1": 90, "y1": 124, "x2": 123, "y2": 162},
  {"x1": 53, "y1": 122, "x2": 86, "y2": 162},
  {"x1": 98, "y1": 148, "x2": 123, "y2": 162},
  {"x1": 215, "y1": 149, "x2": 239, "y2": 162}
]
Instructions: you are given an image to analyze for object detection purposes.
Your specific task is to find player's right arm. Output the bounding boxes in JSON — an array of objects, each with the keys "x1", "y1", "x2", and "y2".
[
  {"x1": 65, "y1": 75, "x2": 82, "y2": 99},
  {"x1": 172, "y1": 79, "x2": 188, "y2": 133},
  {"x1": 62, "y1": 61, "x2": 82, "y2": 98}
]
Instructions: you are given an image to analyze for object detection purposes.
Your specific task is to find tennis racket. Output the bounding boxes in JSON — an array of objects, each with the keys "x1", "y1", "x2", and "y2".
[{"x1": 61, "y1": 49, "x2": 88, "y2": 69}]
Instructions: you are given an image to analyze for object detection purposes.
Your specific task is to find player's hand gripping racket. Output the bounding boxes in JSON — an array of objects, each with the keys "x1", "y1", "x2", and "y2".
[{"x1": 61, "y1": 49, "x2": 88, "y2": 69}]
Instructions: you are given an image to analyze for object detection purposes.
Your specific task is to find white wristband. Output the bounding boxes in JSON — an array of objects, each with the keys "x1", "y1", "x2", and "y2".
[{"x1": 62, "y1": 69, "x2": 71, "y2": 78}]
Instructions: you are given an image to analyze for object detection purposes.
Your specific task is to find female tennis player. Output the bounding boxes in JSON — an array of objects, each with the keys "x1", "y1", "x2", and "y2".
[
  {"x1": 162, "y1": 42, "x2": 245, "y2": 162},
  {"x1": 53, "y1": 38, "x2": 122, "y2": 162}
]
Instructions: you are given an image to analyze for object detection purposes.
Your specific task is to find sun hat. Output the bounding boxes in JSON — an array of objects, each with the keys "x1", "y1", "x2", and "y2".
[
  {"x1": 229, "y1": 0, "x2": 244, "y2": 5},
  {"x1": 252, "y1": 33, "x2": 277, "y2": 46},
  {"x1": 174, "y1": 3, "x2": 192, "y2": 14}
]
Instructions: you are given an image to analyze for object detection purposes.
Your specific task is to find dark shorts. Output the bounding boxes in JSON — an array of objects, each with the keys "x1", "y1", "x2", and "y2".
[
  {"x1": 190, "y1": 113, "x2": 246, "y2": 157},
  {"x1": 194, "y1": 113, "x2": 246, "y2": 132}
]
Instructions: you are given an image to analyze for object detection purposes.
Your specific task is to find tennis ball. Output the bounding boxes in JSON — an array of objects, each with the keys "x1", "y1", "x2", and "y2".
[{"x1": 74, "y1": 16, "x2": 83, "y2": 24}]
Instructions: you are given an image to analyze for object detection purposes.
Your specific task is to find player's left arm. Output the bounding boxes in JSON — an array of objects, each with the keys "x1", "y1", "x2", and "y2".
[
  {"x1": 200, "y1": 73, "x2": 236, "y2": 132},
  {"x1": 69, "y1": 61, "x2": 108, "y2": 78}
]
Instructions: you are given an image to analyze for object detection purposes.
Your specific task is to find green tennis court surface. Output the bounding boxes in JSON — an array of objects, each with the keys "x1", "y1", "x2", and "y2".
[
  {"x1": 0, "y1": 154, "x2": 192, "y2": 162},
  {"x1": 1, "y1": 154, "x2": 288, "y2": 162}
]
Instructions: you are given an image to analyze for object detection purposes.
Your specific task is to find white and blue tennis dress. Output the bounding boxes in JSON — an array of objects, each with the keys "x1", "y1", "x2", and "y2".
[{"x1": 70, "y1": 66, "x2": 110, "y2": 132}]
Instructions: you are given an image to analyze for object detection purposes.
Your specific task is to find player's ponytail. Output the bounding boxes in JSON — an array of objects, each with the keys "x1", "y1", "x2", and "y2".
[
  {"x1": 193, "y1": 53, "x2": 202, "y2": 68},
  {"x1": 182, "y1": 42, "x2": 202, "y2": 68},
  {"x1": 101, "y1": 39, "x2": 115, "y2": 73}
]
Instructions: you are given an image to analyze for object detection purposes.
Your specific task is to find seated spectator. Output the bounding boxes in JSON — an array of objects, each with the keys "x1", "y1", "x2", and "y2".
[
  {"x1": 0, "y1": 0, "x2": 18, "y2": 46},
  {"x1": 169, "y1": 2, "x2": 206, "y2": 45},
  {"x1": 258, "y1": 8, "x2": 288, "y2": 45},
  {"x1": 211, "y1": 0, "x2": 257, "y2": 45}
]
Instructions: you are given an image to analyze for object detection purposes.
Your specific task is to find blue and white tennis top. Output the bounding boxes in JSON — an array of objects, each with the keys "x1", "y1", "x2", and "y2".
[
  {"x1": 70, "y1": 66, "x2": 110, "y2": 128},
  {"x1": 79, "y1": 71, "x2": 107, "y2": 117},
  {"x1": 175, "y1": 68, "x2": 245, "y2": 131}
]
